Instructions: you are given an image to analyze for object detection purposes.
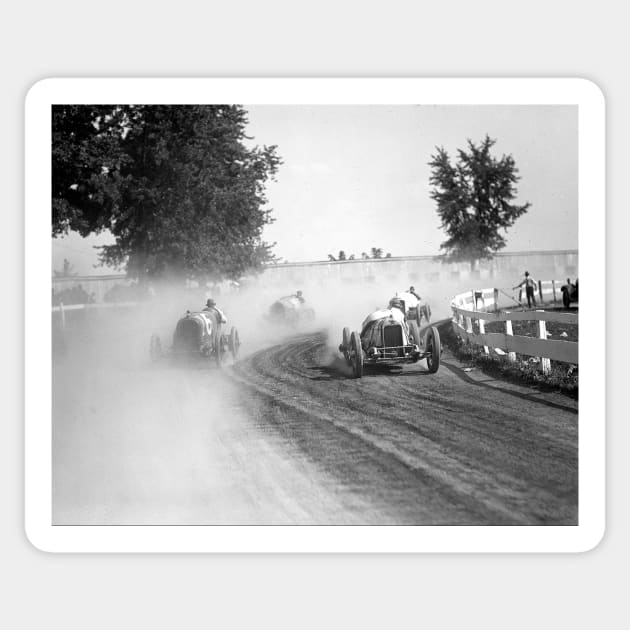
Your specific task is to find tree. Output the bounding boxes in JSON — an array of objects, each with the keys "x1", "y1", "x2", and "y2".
[
  {"x1": 429, "y1": 135, "x2": 530, "y2": 265},
  {"x1": 52, "y1": 105, "x2": 281, "y2": 280}
]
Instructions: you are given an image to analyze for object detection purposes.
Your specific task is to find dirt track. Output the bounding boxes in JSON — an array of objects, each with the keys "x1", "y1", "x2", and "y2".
[{"x1": 53, "y1": 323, "x2": 578, "y2": 525}]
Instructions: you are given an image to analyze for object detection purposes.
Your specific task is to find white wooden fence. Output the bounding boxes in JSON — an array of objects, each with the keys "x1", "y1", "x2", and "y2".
[{"x1": 450, "y1": 285, "x2": 578, "y2": 374}]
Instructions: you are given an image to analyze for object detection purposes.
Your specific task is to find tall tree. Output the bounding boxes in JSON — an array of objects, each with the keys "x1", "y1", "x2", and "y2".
[
  {"x1": 52, "y1": 105, "x2": 280, "y2": 280},
  {"x1": 429, "y1": 135, "x2": 530, "y2": 265}
]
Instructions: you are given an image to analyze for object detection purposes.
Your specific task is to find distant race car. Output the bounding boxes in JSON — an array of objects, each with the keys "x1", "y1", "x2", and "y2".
[
  {"x1": 267, "y1": 295, "x2": 315, "y2": 324},
  {"x1": 150, "y1": 310, "x2": 240, "y2": 367},
  {"x1": 561, "y1": 279, "x2": 578, "y2": 308},
  {"x1": 338, "y1": 307, "x2": 441, "y2": 379},
  {"x1": 395, "y1": 291, "x2": 431, "y2": 326}
]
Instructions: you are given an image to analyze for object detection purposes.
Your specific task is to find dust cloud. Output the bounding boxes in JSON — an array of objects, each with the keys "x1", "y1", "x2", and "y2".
[{"x1": 52, "y1": 269, "x2": 517, "y2": 524}]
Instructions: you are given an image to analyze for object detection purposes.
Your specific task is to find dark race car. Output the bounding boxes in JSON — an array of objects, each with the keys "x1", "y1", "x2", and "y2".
[
  {"x1": 561, "y1": 278, "x2": 578, "y2": 308},
  {"x1": 150, "y1": 310, "x2": 240, "y2": 367},
  {"x1": 338, "y1": 306, "x2": 441, "y2": 379},
  {"x1": 267, "y1": 295, "x2": 315, "y2": 325}
]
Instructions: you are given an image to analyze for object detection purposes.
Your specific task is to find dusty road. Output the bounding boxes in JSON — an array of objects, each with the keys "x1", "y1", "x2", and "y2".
[{"x1": 53, "y1": 320, "x2": 578, "y2": 525}]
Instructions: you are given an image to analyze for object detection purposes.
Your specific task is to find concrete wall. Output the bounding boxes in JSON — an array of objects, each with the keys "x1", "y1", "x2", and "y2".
[
  {"x1": 251, "y1": 250, "x2": 579, "y2": 290},
  {"x1": 51, "y1": 250, "x2": 579, "y2": 302}
]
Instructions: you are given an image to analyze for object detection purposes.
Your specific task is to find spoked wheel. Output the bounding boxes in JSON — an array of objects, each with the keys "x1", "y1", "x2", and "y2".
[
  {"x1": 341, "y1": 327, "x2": 351, "y2": 362},
  {"x1": 425, "y1": 326, "x2": 441, "y2": 374},
  {"x1": 229, "y1": 327, "x2": 241, "y2": 361},
  {"x1": 150, "y1": 334, "x2": 162, "y2": 362},
  {"x1": 350, "y1": 331, "x2": 363, "y2": 378},
  {"x1": 562, "y1": 291, "x2": 571, "y2": 308}
]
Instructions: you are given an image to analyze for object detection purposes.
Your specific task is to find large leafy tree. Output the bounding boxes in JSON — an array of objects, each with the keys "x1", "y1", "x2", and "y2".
[
  {"x1": 52, "y1": 105, "x2": 280, "y2": 280},
  {"x1": 428, "y1": 135, "x2": 530, "y2": 265}
]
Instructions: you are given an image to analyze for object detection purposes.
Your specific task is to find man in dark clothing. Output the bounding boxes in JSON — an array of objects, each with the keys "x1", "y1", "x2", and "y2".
[
  {"x1": 203, "y1": 298, "x2": 227, "y2": 324},
  {"x1": 513, "y1": 271, "x2": 537, "y2": 308},
  {"x1": 408, "y1": 286, "x2": 421, "y2": 301}
]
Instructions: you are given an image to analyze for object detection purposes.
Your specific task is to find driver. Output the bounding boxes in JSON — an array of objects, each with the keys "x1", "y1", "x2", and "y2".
[
  {"x1": 203, "y1": 298, "x2": 227, "y2": 324},
  {"x1": 293, "y1": 290, "x2": 305, "y2": 304},
  {"x1": 408, "y1": 286, "x2": 421, "y2": 301},
  {"x1": 360, "y1": 297, "x2": 406, "y2": 337}
]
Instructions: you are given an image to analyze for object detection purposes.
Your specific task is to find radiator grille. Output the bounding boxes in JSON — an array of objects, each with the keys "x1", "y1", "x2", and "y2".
[
  {"x1": 383, "y1": 325, "x2": 403, "y2": 352},
  {"x1": 174, "y1": 318, "x2": 202, "y2": 351}
]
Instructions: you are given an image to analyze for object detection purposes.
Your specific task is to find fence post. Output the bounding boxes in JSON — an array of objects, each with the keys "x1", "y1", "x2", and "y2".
[
  {"x1": 474, "y1": 290, "x2": 485, "y2": 311},
  {"x1": 552, "y1": 280, "x2": 557, "y2": 303},
  {"x1": 478, "y1": 316, "x2": 489, "y2": 355},
  {"x1": 505, "y1": 315, "x2": 516, "y2": 362},
  {"x1": 60, "y1": 302, "x2": 66, "y2": 330},
  {"x1": 493, "y1": 288, "x2": 499, "y2": 312},
  {"x1": 537, "y1": 311, "x2": 551, "y2": 375}
]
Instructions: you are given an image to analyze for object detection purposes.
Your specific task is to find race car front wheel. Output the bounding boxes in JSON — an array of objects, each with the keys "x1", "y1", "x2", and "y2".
[
  {"x1": 350, "y1": 331, "x2": 363, "y2": 378},
  {"x1": 425, "y1": 326, "x2": 441, "y2": 374}
]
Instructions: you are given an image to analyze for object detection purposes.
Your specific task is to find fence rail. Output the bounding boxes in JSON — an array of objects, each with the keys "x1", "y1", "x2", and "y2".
[{"x1": 450, "y1": 285, "x2": 578, "y2": 373}]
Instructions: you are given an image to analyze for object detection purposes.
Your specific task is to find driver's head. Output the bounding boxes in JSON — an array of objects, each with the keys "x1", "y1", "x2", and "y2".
[
  {"x1": 206, "y1": 298, "x2": 216, "y2": 307},
  {"x1": 409, "y1": 286, "x2": 415, "y2": 292},
  {"x1": 389, "y1": 297, "x2": 404, "y2": 312},
  {"x1": 296, "y1": 290, "x2": 303, "y2": 297}
]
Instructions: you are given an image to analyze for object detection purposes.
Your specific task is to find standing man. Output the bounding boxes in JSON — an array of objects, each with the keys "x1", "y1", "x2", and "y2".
[{"x1": 513, "y1": 271, "x2": 537, "y2": 308}]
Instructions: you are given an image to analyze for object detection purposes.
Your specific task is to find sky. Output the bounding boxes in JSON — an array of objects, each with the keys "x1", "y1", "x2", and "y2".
[{"x1": 52, "y1": 105, "x2": 577, "y2": 274}]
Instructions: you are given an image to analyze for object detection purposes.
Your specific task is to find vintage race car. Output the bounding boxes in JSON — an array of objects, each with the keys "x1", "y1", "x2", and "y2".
[
  {"x1": 267, "y1": 295, "x2": 315, "y2": 324},
  {"x1": 561, "y1": 279, "x2": 578, "y2": 308},
  {"x1": 150, "y1": 310, "x2": 240, "y2": 366},
  {"x1": 339, "y1": 309, "x2": 441, "y2": 378},
  {"x1": 395, "y1": 291, "x2": 432, "y2": 326}
]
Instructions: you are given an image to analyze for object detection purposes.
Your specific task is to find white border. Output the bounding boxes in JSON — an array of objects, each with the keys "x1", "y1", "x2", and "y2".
[{"x1": 26, "y1": 78, "x2": 605, "y2": 552}]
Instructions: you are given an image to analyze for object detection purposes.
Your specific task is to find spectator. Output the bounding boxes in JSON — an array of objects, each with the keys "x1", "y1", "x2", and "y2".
[{"x1": 513, "y1": 271, "x2": 537, "y2": 308}]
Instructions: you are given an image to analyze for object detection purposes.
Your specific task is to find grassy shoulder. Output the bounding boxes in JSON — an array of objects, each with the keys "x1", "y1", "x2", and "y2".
[{"x1": 437, "y1": 320, "x2": 578, "y2": 400}]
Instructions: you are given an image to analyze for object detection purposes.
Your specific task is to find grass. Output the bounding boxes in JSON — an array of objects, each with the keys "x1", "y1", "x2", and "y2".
[{"x1": 438, "y1": 318, "x2": 579, "y2": 400}]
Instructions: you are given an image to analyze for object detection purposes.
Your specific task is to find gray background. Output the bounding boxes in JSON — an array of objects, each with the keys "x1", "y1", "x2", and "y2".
[{"x1": 3, "y1": 1, "x2": 625, "y2": 628}]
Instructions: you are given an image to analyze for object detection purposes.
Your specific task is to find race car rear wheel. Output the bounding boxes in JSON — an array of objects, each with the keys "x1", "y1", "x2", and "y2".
[
  {"x1": 150, "y1": 334, "x2": 162, "y2": 362},
  {"x1": 562, "y1": 290, "x2": 571, "y2": 308},
  {"x1": 229, "y1": 327, "x2": 240, "y2": 360},
  {"x1": 350, "y1": 331, "x2": 363, "y2": 378},
  {"x1": 425, "y1": 326, "x2": 441, "y2": 374},
  {"x1": 341, "y1": 327, "x2": 351, "y2": 358}
]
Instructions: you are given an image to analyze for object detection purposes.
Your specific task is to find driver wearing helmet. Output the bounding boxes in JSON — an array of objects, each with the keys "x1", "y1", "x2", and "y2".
[
  {"x1": 388, "y1": 296, "x2": 405, "y2": 313},
  {"x1": 203, "y1": 298, "x2": 227, "y2": 324},
  {"x1": 293, "y1": 290, "x2": 305, "y2": 304}
]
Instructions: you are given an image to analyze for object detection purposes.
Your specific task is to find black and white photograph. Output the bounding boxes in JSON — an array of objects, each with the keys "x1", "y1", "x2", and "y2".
[{"x1": 26, "y1": 78, "x2": 603, "y2": 551}]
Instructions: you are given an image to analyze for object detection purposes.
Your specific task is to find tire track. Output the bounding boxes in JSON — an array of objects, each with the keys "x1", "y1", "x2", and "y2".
[{"x1": 232, "y1": 330, "x2": 579, "y2": 525}]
